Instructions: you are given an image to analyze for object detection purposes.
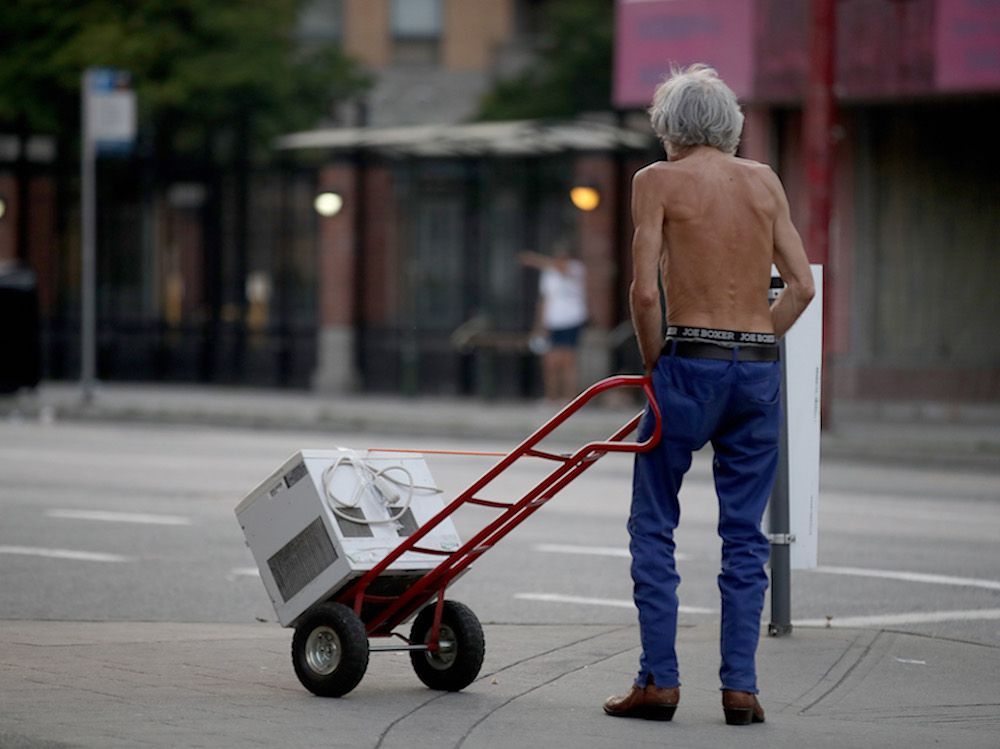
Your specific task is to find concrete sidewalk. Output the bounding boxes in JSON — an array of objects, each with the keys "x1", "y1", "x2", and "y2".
[
  {"x1": 3, "y1": 381, "x2": 999, "y2": 470},
  {"x1": 2, "y1": 619, "x2": 998, "y2": 748}
]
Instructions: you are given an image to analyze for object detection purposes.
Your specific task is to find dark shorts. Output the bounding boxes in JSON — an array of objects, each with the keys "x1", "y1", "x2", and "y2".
[{"x1": 549, "y1": 325, "x2": 582, "y2": 348}]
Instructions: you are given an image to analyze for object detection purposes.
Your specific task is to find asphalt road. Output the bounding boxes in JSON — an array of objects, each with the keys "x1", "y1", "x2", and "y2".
[{"x1": 1, "y1": 419, "x2": 998, "y2": 649}]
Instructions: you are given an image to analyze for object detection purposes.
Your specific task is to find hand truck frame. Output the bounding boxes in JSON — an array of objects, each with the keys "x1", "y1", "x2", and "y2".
[{"x1": 289, "y1": 374, "x2": 662, "y2": 697}]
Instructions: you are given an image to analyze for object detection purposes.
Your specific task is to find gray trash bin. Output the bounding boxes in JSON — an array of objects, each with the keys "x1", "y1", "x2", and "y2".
[{"x1": 0, "y1": 264, "x2": 41, "y2": 393}]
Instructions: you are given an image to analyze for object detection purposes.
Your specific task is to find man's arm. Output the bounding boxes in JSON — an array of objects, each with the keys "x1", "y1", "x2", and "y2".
[
  {"x1": 629, "y1": 168, "x2": 666, "y2": 373},
  {"x1": 767, "y1": 170, "x2": 815, "y2": 338}
]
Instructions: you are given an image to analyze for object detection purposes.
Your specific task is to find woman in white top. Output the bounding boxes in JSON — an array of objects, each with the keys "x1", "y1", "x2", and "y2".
[{"x1": 518, "y1": 242, "x2": 588, "y2": 403}]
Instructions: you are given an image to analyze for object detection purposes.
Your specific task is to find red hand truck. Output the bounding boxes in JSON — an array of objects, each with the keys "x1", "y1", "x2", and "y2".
[{"x1": 290, "y1": 374, "x2": 662, "y2": 697}]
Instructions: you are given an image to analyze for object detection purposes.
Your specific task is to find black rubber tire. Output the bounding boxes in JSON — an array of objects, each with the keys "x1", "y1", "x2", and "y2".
[
  {"x1": 291, "y1": 602, "x2": 369, "y2": 697},
  {"x1": 409, "y1": 600, "x2": 485, "y2": 692}
]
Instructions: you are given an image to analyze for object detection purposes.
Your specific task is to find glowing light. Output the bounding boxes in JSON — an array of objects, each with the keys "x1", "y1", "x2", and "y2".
[
  {"x1": 314, "y1": 192, "x2": 344, "y2": 217},
  {"x1": 570, "y1": 186, "x2": 600, "y2": 211}
]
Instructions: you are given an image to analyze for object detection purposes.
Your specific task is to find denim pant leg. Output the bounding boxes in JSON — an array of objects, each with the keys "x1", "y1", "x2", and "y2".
[
  {"x1": 711, "y1": 361, "x2": 781, "y2": 693},
  {"x1": 629, "y1": 417, "x2": 686, "y2": 688},
  {"x1": 629, "y1": 357, "x2": 720, "y2": 688}
]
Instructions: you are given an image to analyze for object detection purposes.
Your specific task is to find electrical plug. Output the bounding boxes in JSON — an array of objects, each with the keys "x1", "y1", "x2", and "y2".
[{"x1": 372, "y1": 473, "x2": 401, "y2": 504}]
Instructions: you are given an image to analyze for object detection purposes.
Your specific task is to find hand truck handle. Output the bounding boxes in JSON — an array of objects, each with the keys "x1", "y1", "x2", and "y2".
[{"x1": 534, "y1": 374, "x2": 662, "y2": 457}]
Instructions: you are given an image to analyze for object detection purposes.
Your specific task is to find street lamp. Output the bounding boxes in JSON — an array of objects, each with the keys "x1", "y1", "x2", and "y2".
[
  {"x1": 569, "y1": 185, "x2": 600, "y2": 212},
  {"x1": 314, "y1": 191, "x2": 344, "y2": 217}
]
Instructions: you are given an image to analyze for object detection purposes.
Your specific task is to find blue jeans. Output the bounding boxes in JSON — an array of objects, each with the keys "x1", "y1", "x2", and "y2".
[{"x1": 629, "y1": 351, "x2": 781, "y2": 693}]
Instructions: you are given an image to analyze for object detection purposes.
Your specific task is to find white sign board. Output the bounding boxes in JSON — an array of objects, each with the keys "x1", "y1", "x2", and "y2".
[
  {"x1": 84, "y1": 68, "x2": 136, "y2": 151},
  {"x1": 778, "y1": 265, "x2": 823, "y2": 569}
]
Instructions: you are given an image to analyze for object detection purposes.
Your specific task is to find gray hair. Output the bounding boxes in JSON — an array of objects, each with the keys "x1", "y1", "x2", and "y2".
[{"x1": 648, "y1": 64, "x2": 744, "y2": 155}]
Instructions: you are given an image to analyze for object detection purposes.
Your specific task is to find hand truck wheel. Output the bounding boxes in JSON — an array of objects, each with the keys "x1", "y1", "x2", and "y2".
[
  {"x1": 292, "y1": 602, "x2": 369, "y2": 697},
  {"x1": 409, "y1": 600, "x2": 484, "y2": 692}
]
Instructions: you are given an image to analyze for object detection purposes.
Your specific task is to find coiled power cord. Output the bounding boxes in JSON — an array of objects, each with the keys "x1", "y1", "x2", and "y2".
[{"x1": 321, "y1": 450, "x2": 441, "y2": 526}]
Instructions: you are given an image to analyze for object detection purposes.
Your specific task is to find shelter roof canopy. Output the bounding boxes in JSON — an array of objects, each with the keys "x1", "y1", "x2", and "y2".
[{"x1": 276, "y1": 119, "x2": 653, "y2": 157}]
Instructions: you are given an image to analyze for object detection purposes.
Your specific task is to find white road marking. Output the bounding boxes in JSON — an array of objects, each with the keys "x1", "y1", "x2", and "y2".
[
  {"x1": 230, "y1": 567, "x2": 260, "y2": 577},
  {"x1": 794, "y1": 608, "x2": 1000, "y2": 628},
  {"x1": 894, "y1": 658, "x2": 927, "y2": 665},
  {"x1": 534, "y1": 543, "x2": 691, "y2": 562},
  {"x1": 0, "y1": 545, "x2": 130, "y2": 563},
  {"x1": 812, "y1": 565, "x2": 1000, "y2": 591},
  {"x1": 515, "y1": 592, "x2": 713, "y2": 614},
  {"x1": 46, "y1": 509, "x2": 192, "y2": 526}
]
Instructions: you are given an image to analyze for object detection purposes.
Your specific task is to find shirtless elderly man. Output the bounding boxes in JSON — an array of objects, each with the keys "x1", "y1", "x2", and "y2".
[{"x1": 603, "y1": 65, "x2": 814, "y2": 725}]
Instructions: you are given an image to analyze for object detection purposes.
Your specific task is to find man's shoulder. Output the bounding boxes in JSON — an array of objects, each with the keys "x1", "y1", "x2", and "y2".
[
  {"x1": 733, "y1": 157, "x2": 779, "y2": 180},
  {"x1": 633, "y1": 160, "x2": 667, "y2": 178},
  {"x1": 633, "y1": 160, "x2": 686, "y2": 188},
  {"x1": 733, "y1": 155, "x2": 770, "y2": 168}
]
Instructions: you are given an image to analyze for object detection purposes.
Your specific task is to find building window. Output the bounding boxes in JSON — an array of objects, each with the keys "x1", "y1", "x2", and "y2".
[{"x1": 391, "y1": 0, "x2": 442, "y2": 65}]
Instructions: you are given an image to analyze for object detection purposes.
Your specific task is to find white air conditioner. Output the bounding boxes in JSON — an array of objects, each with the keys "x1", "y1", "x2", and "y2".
[{"x1": 235, "y1": 449, "x2": 461, "y2": 627}]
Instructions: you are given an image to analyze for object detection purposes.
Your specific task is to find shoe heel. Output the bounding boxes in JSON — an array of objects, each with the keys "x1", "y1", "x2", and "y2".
[
  {"x1": 640, "y1": 705, "x2": 677, "y2": 721},
  {"x1": 723, "y1": 707, "x2": 753, "y2": 726}
]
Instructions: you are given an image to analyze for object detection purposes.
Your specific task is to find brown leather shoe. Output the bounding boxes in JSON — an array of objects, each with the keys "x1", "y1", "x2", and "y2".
[
  {"x1": 721, "y1": 690, "x2": 765, "y2": 725},
  {"x1": 603, "y1": 683, "x2": 679, "y2": 721}
]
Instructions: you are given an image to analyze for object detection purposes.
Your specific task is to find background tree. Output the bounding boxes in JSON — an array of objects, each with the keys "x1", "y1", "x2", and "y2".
[
  {"x1": 0, "y1": 0, "x2": 369, "y2": 161},
  {"x1": 478, "y1": 0, "x2": 613, "y2": 121},
  {"x1": 0, "y1": 0, "x2": 370, "y2": 369}
]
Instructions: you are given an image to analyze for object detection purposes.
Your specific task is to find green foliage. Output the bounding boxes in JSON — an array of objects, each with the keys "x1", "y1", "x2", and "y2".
[
  {"x1": 0, "y1": 0, "x2": 369, "y2": 159},
  {"x1": 478, "y1": 0, "x2": 613, "y2": 121}
]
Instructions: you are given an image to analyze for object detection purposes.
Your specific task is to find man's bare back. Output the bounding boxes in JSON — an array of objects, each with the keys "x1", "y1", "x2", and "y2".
[
  {"x1": 630, "y1": 145, "x2": 814, "y2": 372},
  {"x1": 643, "y1": 147, "x2": 777, "y2": 331}
]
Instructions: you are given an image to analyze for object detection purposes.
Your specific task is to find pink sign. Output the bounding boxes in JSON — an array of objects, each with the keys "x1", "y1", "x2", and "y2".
[
  {"x1": 936, "y1": 0, "x2": 1000, "y2": 91},
  {"x1": 614, "y1": 0, "x2": 755, "y2": 108}
]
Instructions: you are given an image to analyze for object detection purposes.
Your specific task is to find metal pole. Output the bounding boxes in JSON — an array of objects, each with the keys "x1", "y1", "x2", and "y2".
[
  {"x1": 768, "y1": 338, "x2": 792, "y2": 636},
  {"x1": 80, "y1": 69, "x2": 97, "y2": 403}
]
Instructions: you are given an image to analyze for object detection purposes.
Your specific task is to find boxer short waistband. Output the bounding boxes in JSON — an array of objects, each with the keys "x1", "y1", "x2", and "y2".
[
  {"x1": 665, "y1": 325, "x2": 776, "y2": 346},
  {"x1": 661, "y1": 325, "x2": 779, "y2": 362}
]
